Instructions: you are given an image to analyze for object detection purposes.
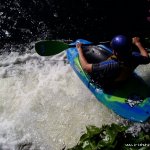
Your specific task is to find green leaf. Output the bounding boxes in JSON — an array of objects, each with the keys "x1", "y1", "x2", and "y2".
[
  {"x1": 67, "y1": 123, "x2": 150, "y2": 150},
  {"x1": 80, "y1": 134, "x2": 90, "y2": 143},
  {"x1": 86, "y1": 125, "x2": 101, "y2": 138}
]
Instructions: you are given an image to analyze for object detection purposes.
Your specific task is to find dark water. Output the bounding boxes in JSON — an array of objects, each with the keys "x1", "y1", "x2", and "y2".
[{"x1": 0, "y1": 0, "x2": 150, "y2": 49}]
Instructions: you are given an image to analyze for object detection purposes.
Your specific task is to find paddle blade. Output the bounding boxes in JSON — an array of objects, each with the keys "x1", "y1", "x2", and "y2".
[{"x1": 35, "y1": 40, "x2": 69, "y2": 56}]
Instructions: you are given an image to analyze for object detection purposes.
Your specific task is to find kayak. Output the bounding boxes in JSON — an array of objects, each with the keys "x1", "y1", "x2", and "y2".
[{"x1": 66, "y1": 39, "x2": 150, "y2": 122}]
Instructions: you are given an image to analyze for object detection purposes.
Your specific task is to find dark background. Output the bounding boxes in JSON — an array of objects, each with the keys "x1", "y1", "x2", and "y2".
[{"x1": 0, "y1": 0, "x2": 150, "y2": 47}]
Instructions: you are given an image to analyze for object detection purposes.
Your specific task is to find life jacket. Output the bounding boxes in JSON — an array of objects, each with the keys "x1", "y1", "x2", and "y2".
[
  {"x1": 90, "y1": 54, "x2": 134, "y2": 89},
  {"x1": 84, "y1": 46, "x2": 135, "y2": 88},
  {"x1": 107, "y1": 55, "x2": 133, "y2": 82}
]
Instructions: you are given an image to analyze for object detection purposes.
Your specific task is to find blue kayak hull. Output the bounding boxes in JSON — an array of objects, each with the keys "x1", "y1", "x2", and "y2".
[{"x1": 66, "y1": 39, "x2": 150, "y2": 122}]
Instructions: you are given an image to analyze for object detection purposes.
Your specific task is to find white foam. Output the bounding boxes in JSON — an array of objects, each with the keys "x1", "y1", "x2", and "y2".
[
  {"x1": 135, "y1": 64, "x2": 150, "y2": 86},
  {"x1": 2, "y1": 46, "x2": 150, "y2": 149}
]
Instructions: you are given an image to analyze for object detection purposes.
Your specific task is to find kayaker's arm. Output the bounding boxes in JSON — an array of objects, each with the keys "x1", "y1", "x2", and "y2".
[
  {"x1": 132, "y1": 37, "x2": 149, "y2": 58},
  {"x1": 76, "y1": 43, "x2": 92, "y2": 73}
]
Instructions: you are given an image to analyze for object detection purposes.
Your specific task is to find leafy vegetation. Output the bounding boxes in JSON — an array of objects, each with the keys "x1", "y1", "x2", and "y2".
[{"x1": 68, "y1": 123, "x2": 150, "y2": 150}]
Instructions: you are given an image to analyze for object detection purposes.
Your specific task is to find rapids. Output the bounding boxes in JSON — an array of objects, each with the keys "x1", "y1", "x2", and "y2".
[{"x1": 0, "y1": 46, "x2": 124, "y2": 149}]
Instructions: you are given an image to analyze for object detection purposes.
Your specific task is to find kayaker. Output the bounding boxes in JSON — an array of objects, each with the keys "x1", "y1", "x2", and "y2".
[{"x1": 76, "y1": 35, "x2": 150, "y2": 88}]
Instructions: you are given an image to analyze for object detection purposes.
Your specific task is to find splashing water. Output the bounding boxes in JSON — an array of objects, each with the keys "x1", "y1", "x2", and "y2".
[
  {"x1": 0, "y1": 0, "x2": 150, "y2": 149},
  {"x1": 0, "y1": 44, "x2": 125, "y2": 149}
]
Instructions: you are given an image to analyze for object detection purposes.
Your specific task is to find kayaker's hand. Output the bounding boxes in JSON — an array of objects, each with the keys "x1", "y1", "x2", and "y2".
[
  {"x1": 76, "y1": 43, "x2": 83, "y2": 52},
  {"x1": 132, "y1": 37, "x2": 149, "y2": 57},
  {"x1": 132, "y1": 37, "x2": 140, "y2": 46}
]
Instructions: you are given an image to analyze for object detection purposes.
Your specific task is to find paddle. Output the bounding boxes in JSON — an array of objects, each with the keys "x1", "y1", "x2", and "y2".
[
  {"x1": 35, "y1": 39, "x2": 150, "y2": 56},
  {"x1": 35, "y1": 39, "x2": 109, "y2": 56},
  {"x1": 35, "y1": 40, "x2": 70, "y2": 56}
]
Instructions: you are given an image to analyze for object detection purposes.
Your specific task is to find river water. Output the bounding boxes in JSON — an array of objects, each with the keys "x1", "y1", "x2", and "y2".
[
  {"x1": 0, "y1": 0, "x2": 150, "y2": 149},
  {"x1": 0, "y1": 45, "x2": 126, "y2": 149},
  {"x1": 0, "y1": 44, "x2": 150, "y2": 149}
]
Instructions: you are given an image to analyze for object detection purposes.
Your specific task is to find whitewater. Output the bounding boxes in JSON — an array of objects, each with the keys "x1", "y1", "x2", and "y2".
[
  {"x1": 0, "y1": 0, "x2": 150, "y2": 149},
  {"x1": 0, "y1": 43, "x2": 150, "y2": 150},
  {"x1": 0, "y1": 43, "x2": 126, "y2": 150}
]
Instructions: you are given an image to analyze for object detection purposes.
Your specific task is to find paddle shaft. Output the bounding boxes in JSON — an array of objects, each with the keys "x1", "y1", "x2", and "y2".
[{"x1": 35, "y1": 40, "x2": 150, "y2": 56}]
